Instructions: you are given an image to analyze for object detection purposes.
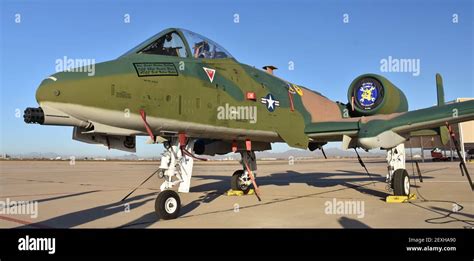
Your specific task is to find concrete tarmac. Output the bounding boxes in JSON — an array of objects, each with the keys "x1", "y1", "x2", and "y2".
[{"x1": 0, "y1": 159, "x2": 473, "y2": 228}]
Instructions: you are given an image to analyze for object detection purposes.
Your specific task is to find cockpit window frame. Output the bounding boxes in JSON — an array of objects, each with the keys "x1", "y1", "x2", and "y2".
[
  {"x1": 118, "y1": 28, "x2": 235, "y2": 61},
  {"x1": 118, "y1": 28, "x2": 190, "y2": 59},
  {"x1": 179, "y1": 28, "x2": 234, "y2": 60},
  {"x1": 136, "y1": 30, "x2": 191, "y2": 58},
  {"x1": 176, "y1": 30, "x2": 193, "y2": 59}
]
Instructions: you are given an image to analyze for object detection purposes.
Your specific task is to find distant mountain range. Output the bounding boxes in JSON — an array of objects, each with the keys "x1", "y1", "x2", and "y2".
[
  {"x1": 1, "y1": 152, "x2": 149, "y2": 160},
  {"x1": 0, "y1": 148, "x2": 394, "y2": 161},
  {"x1": 2, "y1": 147, "x2": 439, "y2": 161}
]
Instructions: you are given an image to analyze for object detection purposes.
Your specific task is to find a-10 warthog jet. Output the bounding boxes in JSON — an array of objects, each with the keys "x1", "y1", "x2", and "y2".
[{"x1": 24, "y1": 28, "x2": 474, "y2": 219}]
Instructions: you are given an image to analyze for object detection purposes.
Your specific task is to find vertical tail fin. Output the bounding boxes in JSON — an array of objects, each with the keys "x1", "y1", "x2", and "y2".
[
  {"x1": 436, "y1": 73, "x2": 449, "y2": 145},
  {"x1": 436, "y1": 73, "x2": 445, "y2": 106}
]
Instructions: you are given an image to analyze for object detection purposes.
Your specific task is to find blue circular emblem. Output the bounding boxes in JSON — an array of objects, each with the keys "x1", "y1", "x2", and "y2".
[{"x1": 357, "y1": 82, "x2": 378, "y2": 108}]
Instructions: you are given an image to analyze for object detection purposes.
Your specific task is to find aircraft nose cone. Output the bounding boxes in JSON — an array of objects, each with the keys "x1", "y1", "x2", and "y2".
[{"x1": 35, "y1": 77, "x2": 61, "y2": 104}]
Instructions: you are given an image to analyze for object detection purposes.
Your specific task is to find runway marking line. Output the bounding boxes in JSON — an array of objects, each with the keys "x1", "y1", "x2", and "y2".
[
  {"x1": 0, "y1": 188, "x2": 155, "y2": 199},
  {"x1": 0, "y1": 191, "x2": 79, "y2": 198},
  {"x1": 422, "y1": 181, "x2": 470, "y2": 183},
  {"x1": 0, "y1": 215, "x2": 53, "y2": 228}
]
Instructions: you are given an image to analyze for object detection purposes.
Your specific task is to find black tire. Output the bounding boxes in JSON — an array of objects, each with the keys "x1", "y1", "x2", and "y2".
[
  {"x1": 155, "y1": 190, "x2": 181, "y2": 220},
  {"x1": 392, "y1": 169, "x2": 410, "y2": 196},
  {"x1": 231, "y1": 170, "x2": 250, "y2": 194}
]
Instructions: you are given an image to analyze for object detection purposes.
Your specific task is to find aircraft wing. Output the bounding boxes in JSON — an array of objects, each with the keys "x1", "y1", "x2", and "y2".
[{"x1": 305, "y1": 100, "x2": 474, "y2": 149}]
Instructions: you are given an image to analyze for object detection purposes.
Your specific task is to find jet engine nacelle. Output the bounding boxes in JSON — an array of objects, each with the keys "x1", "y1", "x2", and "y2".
[{"x1": 347, "y1": 74, "x2": 408, "y2": 116}]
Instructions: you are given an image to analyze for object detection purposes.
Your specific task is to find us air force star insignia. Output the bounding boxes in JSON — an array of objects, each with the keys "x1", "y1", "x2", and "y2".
[
  {"x1": 203, "y1": 67, "x2": 216, "y2": 83},
  {"x1": 261, "y1": 93, "x2": 280, "y2": 112}
]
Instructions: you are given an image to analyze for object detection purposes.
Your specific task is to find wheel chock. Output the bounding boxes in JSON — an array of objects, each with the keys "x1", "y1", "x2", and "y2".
[
  {"x1": 386, "y1": 193, "x2": 417, "y2": 203},
  {"x1": 225, "y1": 189, "x2": 255, "y2": 196}
]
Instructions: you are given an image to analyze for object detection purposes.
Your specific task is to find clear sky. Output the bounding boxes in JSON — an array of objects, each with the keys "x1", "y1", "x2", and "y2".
[{"x1": 1, "y1": 0, "x2": 473, "y2": 157}]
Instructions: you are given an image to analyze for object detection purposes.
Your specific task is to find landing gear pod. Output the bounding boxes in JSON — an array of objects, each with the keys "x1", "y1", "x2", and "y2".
[{"x1": 347, "y1": 74, "x2": 408, "y2": 116}]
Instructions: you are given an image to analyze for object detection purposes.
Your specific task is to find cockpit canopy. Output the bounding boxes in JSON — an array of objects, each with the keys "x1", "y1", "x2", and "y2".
[{"x1": 120, "y1": 28, "x2": 233, "y2": 60}]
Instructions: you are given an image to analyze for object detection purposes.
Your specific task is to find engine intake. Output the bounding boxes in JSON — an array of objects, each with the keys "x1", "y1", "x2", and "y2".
[{"x1": 347, "y1": 74, "x2": 408, "y2": 116}]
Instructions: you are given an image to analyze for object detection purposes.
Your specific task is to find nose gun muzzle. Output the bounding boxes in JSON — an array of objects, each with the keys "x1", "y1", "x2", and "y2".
[{"x1": 24, "y1": 107, "x2": 45, "y2": 124}]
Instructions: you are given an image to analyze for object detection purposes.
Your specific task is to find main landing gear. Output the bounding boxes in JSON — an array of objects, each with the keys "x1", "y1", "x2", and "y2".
[
  {"x1": 154, "y1": 136, "x2": 261, "y2": 219},
  {"x1": 386, "y1": 143, "x2": 410, "y2": 196},
  {"x1": 230, "y1": 150, "x2": 258, "y2": 195}
]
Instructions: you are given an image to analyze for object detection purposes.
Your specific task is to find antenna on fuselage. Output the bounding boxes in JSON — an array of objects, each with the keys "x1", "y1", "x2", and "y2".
[{"x1": 262, "y1": 65, "x2": 277, "y2": 75}]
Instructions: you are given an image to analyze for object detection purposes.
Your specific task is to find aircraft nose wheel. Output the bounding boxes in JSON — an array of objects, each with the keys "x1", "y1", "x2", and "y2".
[
  {"x1": 231, "y1": 170, "x2": 251, "y2": 194},
  {"x1": 155, "y1": 190, "x2": 181, "y2": 220},
  {"x1": 392, "y1": 169, "x2": 410, "y2": 196}
]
